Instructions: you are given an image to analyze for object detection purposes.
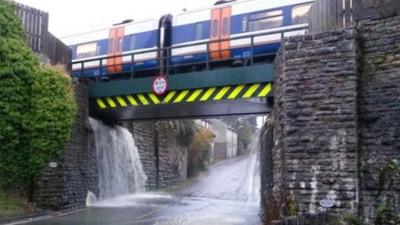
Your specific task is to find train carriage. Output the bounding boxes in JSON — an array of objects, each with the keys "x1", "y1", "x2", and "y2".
[
  {"x1": 68, "y1": 0, "x2": 314, "y2": 79},
  {"x1": 170, "y1": 0, "x2": 313, "y2": 67},
  {"x1": 67, "y1": 19, "x2": 159, "y2": 78}
]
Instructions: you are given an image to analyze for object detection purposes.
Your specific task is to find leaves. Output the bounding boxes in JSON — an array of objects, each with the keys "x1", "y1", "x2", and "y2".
[
  {"x1": 188, "y1": 127, "x2": 213, "y2": 177},
  {"x1": 378, "y1": 159, "x2": 400, "y2": 195},
  {"x1": 375, "y1": 159, "x2": 400, "y2": 225},
  {"x1": 28, "y1": 66, "x2": 77, "y2": 181},
  {"x1": 0, "y1": 0, "x2": 77, "y2": 192}
]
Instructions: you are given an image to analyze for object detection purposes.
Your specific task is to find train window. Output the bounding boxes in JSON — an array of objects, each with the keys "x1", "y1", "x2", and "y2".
[
  {"x1": 292, "y1": 4, "x2": 312, "y2": 24},
  {"x1": 250, "y1": 10, "x2": 282, "y2": 20},
  {"x1": 130, "y1": 35, "x2": 136, "y2": 50},
  {"x1": 249, "y1": 15, "x2": 283, "y2": 31},
  {"x1": 212, "y1": 19, "x2": 219, "y2": 38},
  {"x1": 195, "y1": 23, "x2": 203, "y2": 40},
  {"x1": 76, "y1": 42, "x2": 98, "y2": 59},
  {"x1": 222, "y1": 17, "x2": 229, "y2": 36}
]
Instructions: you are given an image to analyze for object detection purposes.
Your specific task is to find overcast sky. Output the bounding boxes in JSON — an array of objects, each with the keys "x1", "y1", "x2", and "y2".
[{"x1": 15, "y1": 0, "x2": 217, "y2": 38}]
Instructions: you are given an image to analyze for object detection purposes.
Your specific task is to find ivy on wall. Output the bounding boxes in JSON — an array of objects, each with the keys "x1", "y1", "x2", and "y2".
[
  {"x1": 0, "y1": 0, "x2": 77, "y2": 194},
  {"x1": 30, "y1": 66, "x2": 77, "y2": 182}
]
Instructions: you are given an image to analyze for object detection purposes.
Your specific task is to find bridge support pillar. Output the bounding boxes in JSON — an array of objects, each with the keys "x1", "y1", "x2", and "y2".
[
  {"x1": 34, "y1": 82, "x2": 96, "y2": 210},
  {"x1": 270, "y1": 29, "x2": 360, "y2": 215},
  {"x1": 266, "y1": 16, "x2": 400, "y2": 222}
]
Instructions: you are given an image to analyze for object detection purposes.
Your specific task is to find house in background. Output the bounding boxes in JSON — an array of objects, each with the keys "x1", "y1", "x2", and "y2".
[{"x1": 209, "y1": 119, "x2": 238, "y2": 162}]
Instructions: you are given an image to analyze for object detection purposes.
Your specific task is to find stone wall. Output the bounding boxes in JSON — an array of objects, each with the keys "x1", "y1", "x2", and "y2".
[
  {"x1": 358, "y1": 16, "x2": 400, "y2": 221},
  {"x1": 272, "y1": 29, "x2": 359, "y2": 214},
  {"x1": 130, "y1": 122, "x2": 158, "y2": 190},
  {"x1": 156, "y1": 121, "x2": 189, "y2": 188},
  {"x1": 130, "y1": 121, "x2": 190, "y2": 190},
  {"x1": 268, "y1": 15, "x2": 400, "y2": 221},
  {"x1": 260, "y1": 120, "x2": 274, "y2": 195},
  {"x1": 353, "y1": 0, "x2": 400, "y2": 20},
  {"x1": 270, "y1": 213, "x2": 337, "y2": 225},
  {"x1": 34, "y1": 81, "x2": 96, "y2": 210}
]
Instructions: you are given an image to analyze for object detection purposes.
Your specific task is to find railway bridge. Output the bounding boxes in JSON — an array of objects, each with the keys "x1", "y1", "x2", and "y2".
[
  {"x1": 13, "y1": 0, "x2": 400, "y2": 222},
  {"x1": 71, "y1": 29, "x2": 303, "y2": 121},
  {"x1": 9, "y1": 0, "x2": 400, "y2": 223}
]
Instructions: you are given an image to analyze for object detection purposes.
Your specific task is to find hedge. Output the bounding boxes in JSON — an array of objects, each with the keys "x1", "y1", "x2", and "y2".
[{"x1": 0, "y1": 0, "x2": 77, "y2": 193}]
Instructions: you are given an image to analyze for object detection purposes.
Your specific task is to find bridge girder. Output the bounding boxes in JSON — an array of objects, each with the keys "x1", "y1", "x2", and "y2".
[
  {"x1": 91, "y1": 98, "x2": 272, "y2": 122},
  {"x1": 88, "y1": 64, "x2": 274, "y2": 121}
]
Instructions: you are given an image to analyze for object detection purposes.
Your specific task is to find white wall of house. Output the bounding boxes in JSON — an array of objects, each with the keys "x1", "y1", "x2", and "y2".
[
  {"x1": 210, "y1": 119, "x2": 238, "y2": 161},
  {"x1": 226, "y1": 129, "x2": 238, "y2": 159}
]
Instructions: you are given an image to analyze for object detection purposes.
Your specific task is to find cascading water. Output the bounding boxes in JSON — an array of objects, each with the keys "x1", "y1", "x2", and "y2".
[{"x1": 90, "y1": 118, "x2": 147, "y2": 200}]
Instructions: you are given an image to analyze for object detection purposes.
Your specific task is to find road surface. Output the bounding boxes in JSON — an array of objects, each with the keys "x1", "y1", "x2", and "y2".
[{"x1": 12, "y1": 154, "x2": 261, "y2": 225}]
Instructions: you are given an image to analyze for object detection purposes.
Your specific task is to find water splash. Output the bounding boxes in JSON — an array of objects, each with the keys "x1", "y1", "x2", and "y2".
[
  {"x1": 90, "y1": 118, "x2": 147, "y2": 200},
  {"x1": 92, "y1": 192, "x2": 173, "y2": 208},
  {"x1": 86, "y1": 191, "x2": 97, "y2": 206}
]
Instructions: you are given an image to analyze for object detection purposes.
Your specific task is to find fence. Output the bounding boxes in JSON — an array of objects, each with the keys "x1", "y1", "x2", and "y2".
[
  {"x1": 14, "y1": 2, "x2": 49, "y2": 53},
  {"x1": 44, "y1": 32, "x2": 72, "y2": 67},
  {"x1": 309, "y1": 0, "x2": 400, "y2": 33},
  {"x1": 308, "y1": 0, "x2": 353, "y2": 33},
  {"x1": 14, "y1": 2, "x2": 71, "y2": 69}
]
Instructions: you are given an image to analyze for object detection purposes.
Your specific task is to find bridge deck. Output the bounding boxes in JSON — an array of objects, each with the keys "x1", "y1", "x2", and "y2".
[{"x1": 88, "y1": 64, "x2": 274, "y2": 121}]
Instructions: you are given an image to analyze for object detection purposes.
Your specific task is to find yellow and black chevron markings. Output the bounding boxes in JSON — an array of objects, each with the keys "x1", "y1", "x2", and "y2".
[{"x1": 95, "y1": 83, "x2": 272, "y2": 109}]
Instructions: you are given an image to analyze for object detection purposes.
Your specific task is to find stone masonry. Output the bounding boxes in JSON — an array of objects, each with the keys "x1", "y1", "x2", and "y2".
[
  {"x1": 156, "y1": 121, "x2": 189, "y2": 188},
  {"x1": 130, "y1": 122, "x2": 158, "y2": 190},
  {"x1": 34, "y1": 81, "x2": 97, "y2": 210},
  {"x1": 266, "y1": 15, "x2": 400, "y2": 221},
  {"x1": 358, "y1": 16, "x2": 400, "y2": 221},
  {"x1": 130, "y1": 121, "x2": 189, "y2": 190},
  {"x1": 270, "y1": 213, "x2": 337, "y2": 225},
  {"x1": 273, "y1": 29, "x2": 359, "y2": 214}
]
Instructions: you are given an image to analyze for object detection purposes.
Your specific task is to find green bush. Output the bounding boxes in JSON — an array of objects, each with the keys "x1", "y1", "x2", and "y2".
[
  {"x1": 0, "y1": 0, "x2": 38, "y2": 189},
  {"x1": 0, "y1": 0, "x2": 24, "y2": 39},
  {"x1": 188, "y1": 128, "x2": 213, "y2": 177},
  {"x1": 375, "y1": 159, "x2": 400, "y2": 225},
  {"x1": 30, "y1": 66, "x2": 77, "y2": 181},
  {"x1": 340, "y1": 214, "x2": 366, "y2": 225},
  {"x1": 0, "y1": 0, "x2": 77, "y2": 193}
]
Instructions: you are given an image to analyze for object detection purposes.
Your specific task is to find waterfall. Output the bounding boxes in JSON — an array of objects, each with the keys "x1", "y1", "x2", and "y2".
[{"x1": 90, "y1": 118, "x2": 147, "y2": 200}]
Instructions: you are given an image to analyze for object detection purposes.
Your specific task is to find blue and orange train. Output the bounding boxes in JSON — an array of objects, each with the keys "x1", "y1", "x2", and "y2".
[{"x1": 65, "y1": 0, "x2": 314, "y2": 78}]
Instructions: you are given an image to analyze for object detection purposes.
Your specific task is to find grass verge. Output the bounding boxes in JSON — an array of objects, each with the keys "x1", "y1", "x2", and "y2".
[{"x1": 0, "y1": 190, "x2": 33, "y2": 219}]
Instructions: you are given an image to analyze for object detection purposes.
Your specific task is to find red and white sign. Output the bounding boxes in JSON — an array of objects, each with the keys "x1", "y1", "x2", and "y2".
[{"x1": 152, "y1": 75, "x2": 168, "y2": 96}]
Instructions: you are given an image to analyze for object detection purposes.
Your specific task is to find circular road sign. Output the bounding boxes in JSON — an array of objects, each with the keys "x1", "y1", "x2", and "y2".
[{"x1": 152, "y1": 75, "x2": 168, "y2": 96}]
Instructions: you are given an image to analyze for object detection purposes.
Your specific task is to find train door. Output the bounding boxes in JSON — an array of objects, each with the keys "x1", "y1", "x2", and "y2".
[
  {"x1": 107, "y1": 26, "x2": 124, "y2": 73},
  {"x1": 210, "y1": 6, "x2": 231, "y2": 60}
]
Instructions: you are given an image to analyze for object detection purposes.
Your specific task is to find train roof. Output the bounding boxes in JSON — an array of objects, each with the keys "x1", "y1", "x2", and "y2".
[
  {"x1": 62, "y1": 18, "x2": 158, "y2": 46},
  {"x1": 173, "y1": 0, "x2": 314, "y2": 17},
  {"x1": 63, "y1": 0, "x2": 315, "y2": 45}
]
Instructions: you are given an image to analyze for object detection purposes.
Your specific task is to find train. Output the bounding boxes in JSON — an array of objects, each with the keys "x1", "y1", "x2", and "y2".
[{"x1": 65, "y1": 0, "x2": 314, "y2": 78}]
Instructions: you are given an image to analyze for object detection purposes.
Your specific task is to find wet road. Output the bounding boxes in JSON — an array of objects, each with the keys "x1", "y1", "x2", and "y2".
[{"x1": 14, "y1": 154, "x2": 261, "y2": 225}]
